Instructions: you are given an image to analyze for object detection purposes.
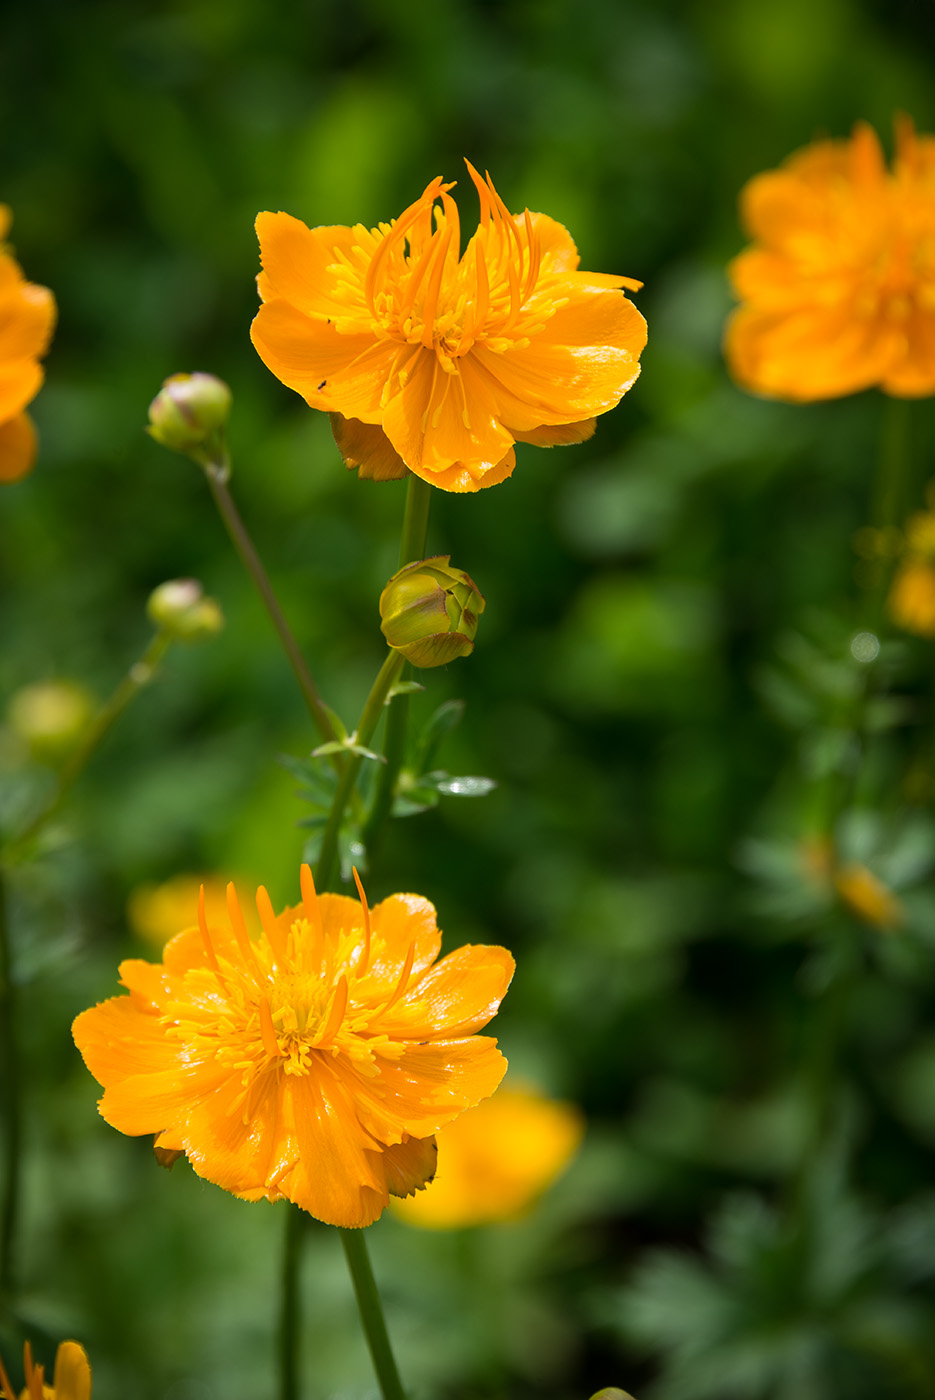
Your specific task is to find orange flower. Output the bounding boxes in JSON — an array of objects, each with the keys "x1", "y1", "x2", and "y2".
[
  {"x1": 0, "y1": 206, "x2": 56, "y2": 483},
  {"x1": 888, "y1": 557, "x2": 935, "y2": 637},
  {"x1": 0, "y1": 1341, "x2": 91, "y2": 1400},
  {"x1": 726, "y1": 117, "x2": 935, "y2": 401},
  {"x1": 251, "y1": 165, "x2": 646, "y2": 492},
  {"x1": 391, "y1": 1081, "x2": 583, "y2": 1228},
  {"x1": 73, "y1": 866, "x2": 513, "y2": 1228},
  {"x1": 834, "y1": 862, "x2": 904, "y2": 930}
]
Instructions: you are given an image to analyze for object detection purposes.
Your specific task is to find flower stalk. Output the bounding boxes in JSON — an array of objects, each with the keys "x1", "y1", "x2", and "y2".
[
  {"x1": 362, "y1": 475, "x2": 433, "y2": 858},
  {"x1": 201, "y1": 457, "x2": 343, "y2": 754},
  {"x1": 314, "y1": 649, "x2": 405, "y2": 891},
  {"x1": 339, "y1": 1228, "x2": 408, "y2": 1400},
  {"x1": 0, "y1": 868, "x2": 20, "y2": 1300}
]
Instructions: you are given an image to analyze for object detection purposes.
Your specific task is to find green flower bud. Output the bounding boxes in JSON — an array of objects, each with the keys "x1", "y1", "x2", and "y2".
[
  {"x1": 147, "y1": 578, "x2": 225, "y2": 642},
  {"x1": 379, "y1": 556, "x2": 484, "y2": 668},
  {"x1": 147, "y1": 372, "x2": 231, "y2": 455},
  {"x1": 7, "y1": 679, "x2": 95, "y2": 762}
]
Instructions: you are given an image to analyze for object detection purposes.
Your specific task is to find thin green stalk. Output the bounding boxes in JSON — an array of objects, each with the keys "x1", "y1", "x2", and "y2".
[
  {"x1": 5, "y1": 631, "x2": 172, "y2": 862},
  {"x1": 338, "y1": 1228, "x2": 408, "y2": 1400},
  {"x1": 278, "y1": 1204, "x2": 303, "y2": 1400},
  {"x1": 0, "y1": 868, "x2": 20, "y2": 1300},
  {"x1": 201, "y1": 458, "x2": 342, "y2": 754},
  {"x1": 362, "y1": 476, "x2": 433, "y2": 857},
  {"x1": 315, "y1": 651, "x2": 405, "y2": 891}
]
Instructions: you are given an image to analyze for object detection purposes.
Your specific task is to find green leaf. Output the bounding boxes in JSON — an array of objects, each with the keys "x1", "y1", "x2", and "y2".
[
  {"x1": 310, "y1": 739, "x2": 349, "y2": 758},
  {"x1": 392, "y1": 786, "x2": 441, "y2": 817},
  {"x1": 345, "y1": 743, "x2": 386, "y2": 763},
  {"x1": 430, "y1": 773, "x2": 497, "y2": 798},
  {"x1": 319, "y1": 702, "x2": 348, "y2": 741},
  {"x1": 387, "y1": 679, "x2": 426, "y2": 699}
]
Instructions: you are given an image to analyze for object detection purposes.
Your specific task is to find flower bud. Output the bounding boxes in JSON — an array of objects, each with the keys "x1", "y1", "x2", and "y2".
[
  {"x1": 7, "y1": 679, "x2": 95, "y2": 761},
  {"x1": 147, "y1": 578, "x2": 225, "y2": 642},
  {"x1": 379, "y1": 556, "x2": 484, "y2": 668},
  {"x1": 147, "y1": 372, "x2": 231, "y2": 456}
]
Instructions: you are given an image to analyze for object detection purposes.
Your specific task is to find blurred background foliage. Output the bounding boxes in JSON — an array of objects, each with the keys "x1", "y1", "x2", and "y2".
[{"x1": 2, "y1": 0, "x2": 935, "y2": 1396}]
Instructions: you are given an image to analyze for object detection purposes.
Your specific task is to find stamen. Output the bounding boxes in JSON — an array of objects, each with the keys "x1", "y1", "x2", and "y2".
[
  {"x1": 259, "y1": 997, "x2": 283, "y2": 1059},
  {"x1": 523, "y1": 207, "x2": 541, "y2": 301},
  {"x1": 226, "y1": 882, "x2": 261, "y2": 972},
  {"x1": 381, "y1": 938, "x2": 417, "y2": 1015},
  {"x1": 300, "y1": 864, "x2": 324, "y2": 939},
  {"x1": 0, "y1": 1350, "x2": 16, "y2": 1400},
  {"x1": 352, "y1": 866, "x2": 372, "y2": 974},
  {"x1": 474, "y1": 239, "x2": 490, "y2": 329},
  {"x1": 256, "y1": 885, "x2": 289, "y2": 965},
  {"x1": 420, "y1": 227, "x2": 453, "y2": 348},
  {"x1": 198, "y1": 884, "x2": 222, "y2": 974},
  {"x1": 315, "y1": 974, "x2": 349, "y2": 1047}
]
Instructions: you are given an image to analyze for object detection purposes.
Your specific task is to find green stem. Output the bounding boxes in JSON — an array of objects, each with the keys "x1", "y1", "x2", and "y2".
[
  {"x1": 202, "y1": 459, "x2": 342, "y2": 754},
  {"x1": 315, "y1": 651, "x2": 405, "y2": 892},
  {"x1": 0, "y1": 868, "x2": 20, "y2": 1301},
  {"x1": 4, "y1": 631, "x2": 172, "y2": 862},
  {"x1": 338, "y1": 1228, "x2": 408, "y2": 1400},
  {"x1": 362, "y1": 477, "x2": 433, "y2": 857},
  {"x1": 278, "y1": 1204, "x2": 303, "y2": 1400}
]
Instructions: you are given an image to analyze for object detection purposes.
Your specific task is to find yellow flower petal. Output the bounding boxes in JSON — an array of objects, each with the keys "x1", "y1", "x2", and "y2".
[{"x1": 0, "y1": 411, "x2": 37, "y2": 483}]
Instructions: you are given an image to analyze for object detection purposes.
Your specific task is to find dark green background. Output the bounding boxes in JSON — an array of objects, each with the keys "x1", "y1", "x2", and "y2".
[{"x1": 2, "y1": 1, "x2": 935, "y2": 1396}]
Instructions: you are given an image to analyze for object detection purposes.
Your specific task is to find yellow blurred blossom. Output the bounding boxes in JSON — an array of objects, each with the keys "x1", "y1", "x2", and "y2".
[
  {"x1": 127, "y1": 873, "x2": 256, "y2": 949},
  {"x1": 0, "y1": 205, "x2": 56, "y2": 483},
  {"x1": 391, "y1": 1081, "x2": 583, "y2": 1228}
]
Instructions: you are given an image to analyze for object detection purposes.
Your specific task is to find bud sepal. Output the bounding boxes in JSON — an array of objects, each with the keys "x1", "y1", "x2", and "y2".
[{"x1": 379, "y1": 556, "x2": 484, "y2": 668}]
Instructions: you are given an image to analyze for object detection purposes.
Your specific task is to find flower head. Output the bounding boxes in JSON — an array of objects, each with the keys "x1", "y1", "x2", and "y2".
[
  {"x1": 391, "y1": 1081, "x2": 583, "y2": 1228},
  {"x1": 251, "y1": 165, "x2": 646, "y2": 492},
  {"x1": 0, "y1": 1341, "x2": 91, "y2": 1400},
  {"x1": 74, "y1": 866, "x2": 513, "y2": 1228},
  {"x1": 379, "y1": 555, "x2": 484, "y2": 667},
  {"x1": 726, "y1": 117, "x2": 935, "y2": 401},
  {"x1": 0, "y1": 206, "x2": 56, "y2": 483}
]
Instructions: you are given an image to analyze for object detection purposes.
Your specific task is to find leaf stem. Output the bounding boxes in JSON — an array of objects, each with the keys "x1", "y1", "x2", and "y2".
[
  {"x1": 362, "y1": 475, "x2": 433, "y2": 857},
  {"x1": 338, "y1": 1228, "x2": 408, "y2": 1400},
  {"x1": 0, "y1": 868, "x2": 20, "y2": 1301},
  {"x1": 202, "y1": 458, "x2": 342, "y2": 753},
  {"x1": 314, "y1": 651, "x2": 405, "y2": 891}
]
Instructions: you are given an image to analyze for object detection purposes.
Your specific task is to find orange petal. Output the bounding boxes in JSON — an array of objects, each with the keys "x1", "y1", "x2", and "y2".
[
  {"x1": 469, "y1": 286, "x2": 646, "y2": 429},
  {"x1": 0, "y1": 411, "x2": 36, "y2": 483},
  {"x1": 250, "y1": 298, "x2": 395, "y2": 418},
  {"x1": 381, "y1": 345, "x2": 514, "y2": 477},
  {"x1": 281, "y1": 1062, "x2": 389, "y2": 1227},
  {"x1": 358, "y1": 1036, "x2": 509, "y2": 1140},
  {"x1": 367, "y1": 893, "x2": 442, "y2": 983},
  {"x1": 330, "y1": 414, "x2": 409, "y2": 480},
  {"x1": 0, "y1": 279, "x2": 56, "y2": 364},
  {"x1": 409, "y1": 447, "x2": 516, "y2": 493},
  {"x1": 0, "y1": 360, "x2": 42, "y2": 426},
  {"x1": 255, "y1": 212, "x2": 366, "y2": 318},
  {"x1": 387, "y1": 943, "x2": 515, "y2": 1038},
  {"x1": 52, "y1": 1343, "x2": 91, "y2": 1400},
  {"x1": 72, "y1": 995, "x2": 178, "y2": 1087},
  {"x1": 512, "y1": 418, "x2": 596, "y2": 446},
  {"x1": 383, "y1": 1134, "x2": 438, "y2": 1198}
]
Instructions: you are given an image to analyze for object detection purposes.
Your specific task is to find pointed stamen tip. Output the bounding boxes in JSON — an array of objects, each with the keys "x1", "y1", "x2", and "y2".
[{"x1": 259, "y1": 996, "x2": 283, "y2": 1058}]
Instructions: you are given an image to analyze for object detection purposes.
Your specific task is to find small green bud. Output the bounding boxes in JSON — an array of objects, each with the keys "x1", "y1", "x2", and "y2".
[
  {"x1": 379, "y1": 556, "x2": 484, "y2": 668},
  {"x1": 588, "y1": 1391, "x2": 636, "y2": 1400},
  {"x1": 147, "y1": 578, "x2": 225, "y2": 642},
  {"x1": 147, "y1": 372, "x2": 231, "y2": 456},
  {"x1": 7, "y1": 679, "x2": 95, "y2": 761}
]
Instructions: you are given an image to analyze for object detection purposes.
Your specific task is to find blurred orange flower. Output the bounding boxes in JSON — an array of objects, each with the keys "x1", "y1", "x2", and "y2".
[
  {"x1": 391, "y1": 1081, "x2": 583, "y2": 1228},
  {"x1": 888, "y1": 508, "x2": 935, "y2": 637},
  {"x1": 74, "y1": 866, "x2": 513, "y2": 1228},
  {"x1": 0, "y1": 1341, "x2": 90, "y2": 1400},
  {"x1": 251, "y1": 165, "x2": 646, "y2": 492},
  {"x1": 0, "y1": 206, "x2": 56, "y2": 483},
  {"x1": 834, "y1": 862, "x2": 904, "y2": 930},
  {"x1": 726, "y1": 117, "x2": 935, "y2": 402}
]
